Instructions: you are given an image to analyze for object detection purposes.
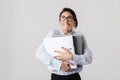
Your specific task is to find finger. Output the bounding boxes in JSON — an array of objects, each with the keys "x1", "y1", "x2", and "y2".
[
  {"x1": 69, "y1": 61, "x2": 74, "y2": 65},
  {"x1": 61, "y1": 47, "x2": 70, "y2": 52},
  {"x1": 54, "y1": 56, "x2": 64, "y2": 60},
  {"x1": 65, "y1": 65, "x2": 71, "y2": 71},
  {"x1": 63, "y1": 67, "x2": 69, "y2": 71},
  {"x1": 65, "y1": 67, "x2": 70, "y2": 71},
  {"x1": 63, "y1": 65, "x2": 70, "y2": 71},
  {"x1": 54, "y1": 50, "x2": 64, "y2": 54},
  {"x1": 69, "y1": 62, "x2": 74, "y2": 65}
]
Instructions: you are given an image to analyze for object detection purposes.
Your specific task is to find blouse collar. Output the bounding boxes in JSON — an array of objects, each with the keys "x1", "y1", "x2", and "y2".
[{"x1": 60, "y1": 29, "x2": 75, "y2": 36}]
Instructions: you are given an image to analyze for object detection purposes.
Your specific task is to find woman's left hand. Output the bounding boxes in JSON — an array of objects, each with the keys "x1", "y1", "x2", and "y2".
[{"x1": 54, "y1": 47, "x2": 73, "y2": 60}]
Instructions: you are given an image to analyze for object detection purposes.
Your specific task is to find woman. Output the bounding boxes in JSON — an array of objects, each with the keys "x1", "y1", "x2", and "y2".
[{"x1": 36, "y1": 7, "x2": 93, "y2": 80}]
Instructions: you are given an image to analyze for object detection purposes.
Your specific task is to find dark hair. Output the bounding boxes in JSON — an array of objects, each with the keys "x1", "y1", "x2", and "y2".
[{"x1": 59, "y1": 7, "x2": 78, "y2": 28}]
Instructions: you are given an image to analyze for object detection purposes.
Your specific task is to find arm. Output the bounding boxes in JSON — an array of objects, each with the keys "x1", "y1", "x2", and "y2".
[
  {"x1": 36, "y1": 42, "x2": 62, "y2": 71},
  {"x1": 72, "y1": 36, "x2": 93, "y2": 65},
  {"x1": 54, "y1": 35, "x2": 93, "y2": 65},
  {"x1": 36, "y1": 30, "x2": 62, "y2": 71}
]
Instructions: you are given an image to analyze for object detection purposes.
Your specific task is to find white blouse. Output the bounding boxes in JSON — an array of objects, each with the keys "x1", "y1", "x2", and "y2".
[{"x1": 36, "y1": 29, "x2": 93, "y2": 75}]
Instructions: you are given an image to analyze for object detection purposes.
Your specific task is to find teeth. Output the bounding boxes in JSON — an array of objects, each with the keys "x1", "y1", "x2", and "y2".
[
  {"x1": 65, "y1": 25, "x2": 68, "y2": 27},
  {"x1": 65, "y1": 24, "x2": 69, "y2": 26}
]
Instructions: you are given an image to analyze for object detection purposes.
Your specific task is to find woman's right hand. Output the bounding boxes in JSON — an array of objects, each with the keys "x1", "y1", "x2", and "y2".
[{"x1": 60, "y1": 61, "x2": 71, "y2": 71}]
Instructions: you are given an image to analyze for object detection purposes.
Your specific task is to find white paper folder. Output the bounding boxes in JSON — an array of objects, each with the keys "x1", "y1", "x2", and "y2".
[{"x1": 43, "y1": 35, "x2": 83, "y2": 69}]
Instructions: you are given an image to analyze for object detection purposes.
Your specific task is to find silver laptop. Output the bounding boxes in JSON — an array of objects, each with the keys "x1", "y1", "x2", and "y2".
[
  {"x1": 43, "y1": 35, "x2": 83, "y2": 69},
  {"x1": 43, "y1": 35, "x2": 75, "y2": 57},
  {"x1": 43, "y1": 35, "x2": 83, "y2": 56}
]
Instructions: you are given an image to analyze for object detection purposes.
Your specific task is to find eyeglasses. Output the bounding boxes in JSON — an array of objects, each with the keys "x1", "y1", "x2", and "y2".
[{"x1": 60, "y1": 16, "x2": 74, "y2": 21}]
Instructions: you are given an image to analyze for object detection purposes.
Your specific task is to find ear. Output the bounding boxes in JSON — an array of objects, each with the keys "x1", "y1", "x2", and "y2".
[
  {"x1": 59, "y1": 20, "x2": 61, "y2": 25},
  {"x1": 74, "y1": 21, "x2": 76, "y2": 27}
]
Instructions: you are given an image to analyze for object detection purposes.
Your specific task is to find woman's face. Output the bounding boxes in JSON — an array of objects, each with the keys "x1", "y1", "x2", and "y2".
[{"x1": 59, "y1": 11, "x2": 75, "y2": 34}]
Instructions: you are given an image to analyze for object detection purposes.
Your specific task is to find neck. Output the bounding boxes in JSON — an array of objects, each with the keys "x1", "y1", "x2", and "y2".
[{"x1": 62, "y1": 30, "x2": 72, "y2": 35}]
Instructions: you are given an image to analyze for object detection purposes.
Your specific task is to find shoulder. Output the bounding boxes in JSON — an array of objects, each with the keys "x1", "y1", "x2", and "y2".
[
  {"x1": 72, "y1": 30, "x2": 86, "y2": 41},
  {"x1": 72, "y1": 30, "x2": 84, "y2": 36}
]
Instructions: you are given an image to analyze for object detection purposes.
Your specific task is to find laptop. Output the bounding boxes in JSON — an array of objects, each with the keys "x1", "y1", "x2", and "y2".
[
  {"x1": 43, "y1": 35, "x2": 75, "y2": 57},
  {"x1": 43, "y1": 35, "x2": 83, "y2": 69}
]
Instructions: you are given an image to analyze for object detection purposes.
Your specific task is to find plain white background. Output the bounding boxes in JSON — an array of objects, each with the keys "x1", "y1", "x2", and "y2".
[{"x1": 0, "y1": 0, "x2": 120, "y2": 80}]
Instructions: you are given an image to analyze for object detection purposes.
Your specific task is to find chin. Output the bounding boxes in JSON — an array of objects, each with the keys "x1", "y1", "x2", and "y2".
[
  {"x1": 64, "y1": 28, "x2": 72, "y2": 31},
  {"x1": 64, "y1": 26, "x2": 70, "y2": 29}
]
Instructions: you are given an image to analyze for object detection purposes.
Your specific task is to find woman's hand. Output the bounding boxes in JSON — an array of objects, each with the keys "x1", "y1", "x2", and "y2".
[
  {"x1": 54, "y1": 47, "x2": 73, "y2": 60},
  {"x1": 61, "y1": 61, "x2": 71, "y2": 71}
]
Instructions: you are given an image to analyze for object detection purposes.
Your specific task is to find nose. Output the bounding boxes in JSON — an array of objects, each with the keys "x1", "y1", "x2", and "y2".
[{"x1": 64, "y1": 18, "x2": 69, "y2": 22}]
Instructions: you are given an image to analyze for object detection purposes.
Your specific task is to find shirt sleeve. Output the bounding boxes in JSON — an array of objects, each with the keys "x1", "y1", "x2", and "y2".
[
  {"x1": 72, "y1": 35, "x2": 93, "y2": 65},
  {"x1": 35, "y1": 30, "x2": 62, "y2": 71}
]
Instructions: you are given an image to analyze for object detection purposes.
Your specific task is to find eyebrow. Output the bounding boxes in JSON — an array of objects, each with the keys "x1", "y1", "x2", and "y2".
[{"x1": 61, "y1": 15, "x2": 73, "y2": 17}]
